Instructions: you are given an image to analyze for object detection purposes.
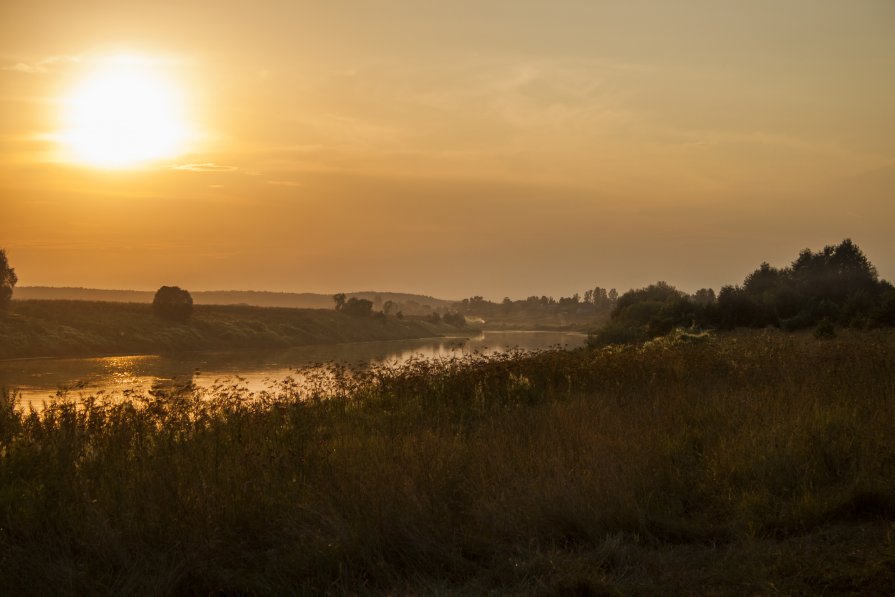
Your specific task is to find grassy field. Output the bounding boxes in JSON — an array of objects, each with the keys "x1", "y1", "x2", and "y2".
[
  {"x1": 0, "y1": 300, "x2": 457, "y2": 359},
  {"x1": 1, "y1": 329, "x2": 894, "y2": 594}
]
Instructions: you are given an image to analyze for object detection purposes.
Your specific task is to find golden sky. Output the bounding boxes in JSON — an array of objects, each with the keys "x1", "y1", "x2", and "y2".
[{"x1": 1, "y1": 0, "x2": 893, "y2": 299}]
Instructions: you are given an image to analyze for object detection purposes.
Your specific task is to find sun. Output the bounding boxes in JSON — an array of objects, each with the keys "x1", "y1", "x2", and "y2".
[{"x1": 59, "y1": 59, "x2": 189, "y2": 168}]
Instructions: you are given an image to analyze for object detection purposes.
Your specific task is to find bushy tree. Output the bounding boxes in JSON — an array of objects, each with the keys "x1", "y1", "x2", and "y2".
[
  {"x1": 332, "y1": 293, "x2": 346, "y2": 311},
  {"x1": 605, "y1": 282, "x2": 700, "y2": 340},
  {"x1": 613, "y1": 281, "x2": 684, "y2": 319},
  {"x1": 0, "y1": 249, "x2": 18, "y2": 311},
  {"x1": 734, "y1": 239, "x2": 887, "y2": 328},
  {"x1": 790, "y1": 238, "x2": 879, "y2": 303},
  {"x1": 592, "y1": 287, "x2": 611, "y2": 309},
  {"x1": 692, "y1": 288, "x2": 716, "y2": 306},
  {"x1": 743, "y1": 262, "x2": 786, "y2": 296},
  {"x1": 341, "y1": 297, "x2": 373, "y2": 317},
  {"x1": 501, "y1": 297, "x2": 513, "y2": 313},
  {"x1": 715, "y1": 285, "x2": 762, "y2": 328},
  {"x1": 152, "y1": 286, "x2": 193, "y2": 323}
]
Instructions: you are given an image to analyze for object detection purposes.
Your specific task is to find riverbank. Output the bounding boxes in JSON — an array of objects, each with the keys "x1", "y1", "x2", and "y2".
[
  {"x1": 0, "y1": 299, "x2": 466, "y2": 360},
  {"x1": 1, "y1": 329, "x2": 893, "y2": 594},
  {"x1": 2, "y1": 330, "x2": 585, "y2": 407}
]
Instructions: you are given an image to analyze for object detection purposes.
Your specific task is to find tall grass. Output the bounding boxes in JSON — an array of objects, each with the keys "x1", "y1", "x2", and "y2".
[{"x1": 1, "y1": 329, "x2": 894, "y2": 594}]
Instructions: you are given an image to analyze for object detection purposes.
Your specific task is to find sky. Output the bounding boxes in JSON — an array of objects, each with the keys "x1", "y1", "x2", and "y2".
[{"x1": 1, "y1": 0, "x2": 893, "y2": 300}]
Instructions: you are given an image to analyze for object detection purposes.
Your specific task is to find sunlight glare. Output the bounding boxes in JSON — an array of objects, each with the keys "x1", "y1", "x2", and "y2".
[{"x1": 59, "y1": 61, "x2": 189, "y2": 168}]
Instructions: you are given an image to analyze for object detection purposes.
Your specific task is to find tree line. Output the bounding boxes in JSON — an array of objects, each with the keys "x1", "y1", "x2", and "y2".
[
  {"x1": 3, "y1": 240, "x2": 893, "y2": 339},
  {"x1": 590, "y1": 239, "x2": 895, "y2": 346},
  {"x1": 454, "y1": 286, "x2": 619, "y2": 320}
]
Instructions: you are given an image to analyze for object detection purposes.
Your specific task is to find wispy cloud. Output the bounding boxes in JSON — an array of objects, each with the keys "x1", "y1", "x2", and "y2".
[
  {"x1": 2, "y1": 55, "x2": 81, "y2": 74},
  {"x1": 266, "y1": 179, "x2": 303, "y2": 187},
  {"x1": 3, "y1": 52, "x2": 189, "y2": 75},
  {"x1": 171, "y1": 162, "x2": 238, "y2": 172}
]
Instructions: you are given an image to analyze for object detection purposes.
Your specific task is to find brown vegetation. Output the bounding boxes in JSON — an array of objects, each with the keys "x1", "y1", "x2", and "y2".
[{"x1": 1, "y1": 329, "x2": 893, "y2": 594}]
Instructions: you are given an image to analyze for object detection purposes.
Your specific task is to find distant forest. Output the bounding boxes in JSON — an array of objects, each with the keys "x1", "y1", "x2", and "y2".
[{"x1": 452, "y1": 288, "x2": 618, "y2": 328}]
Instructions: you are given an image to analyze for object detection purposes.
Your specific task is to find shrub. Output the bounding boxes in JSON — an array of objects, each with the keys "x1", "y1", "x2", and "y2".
[
  {"x1": 152, "y1": 286, "x2": 193, "y2": 323},
  {"x1": 587, "y1": 320, "x2": 645, "y2": 347}
]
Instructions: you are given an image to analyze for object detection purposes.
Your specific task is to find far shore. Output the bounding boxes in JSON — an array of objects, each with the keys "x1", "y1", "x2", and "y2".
[{"x1": 0, "y1": 299, "x2": 473, "y2": 361}]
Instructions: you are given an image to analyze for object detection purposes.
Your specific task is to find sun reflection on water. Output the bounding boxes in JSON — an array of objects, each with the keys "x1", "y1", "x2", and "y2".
[{"x1": 4, "y1": 332, "x2": 586, "y2": 409}]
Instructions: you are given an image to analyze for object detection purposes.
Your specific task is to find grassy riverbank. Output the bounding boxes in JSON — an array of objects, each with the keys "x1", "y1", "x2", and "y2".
[
  {"x1": 0, "y1": 300, "x2": 460, "y2": 359},
  {"x1": 1, "y1": 329, "x2": 894, "y2": 594}
]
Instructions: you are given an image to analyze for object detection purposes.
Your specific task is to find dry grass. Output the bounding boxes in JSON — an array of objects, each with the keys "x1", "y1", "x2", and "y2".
[{"x1": 1, "y1": 329, "x2": 893, "y2": 595}]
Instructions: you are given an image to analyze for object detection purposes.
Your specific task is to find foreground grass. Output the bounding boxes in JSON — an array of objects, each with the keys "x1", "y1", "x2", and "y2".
[
  {"x1": 1, "y1": 329, "x2": 894, "y2": 594},
  {"x1": 0, "y1": 300, "x2": 457, "y2": 359}
]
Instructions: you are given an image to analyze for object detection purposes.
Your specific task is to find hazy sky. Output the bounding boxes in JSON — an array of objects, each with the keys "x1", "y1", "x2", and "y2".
[{"x1": 1, "y1": 1, "x2": 893, "y2": 299}]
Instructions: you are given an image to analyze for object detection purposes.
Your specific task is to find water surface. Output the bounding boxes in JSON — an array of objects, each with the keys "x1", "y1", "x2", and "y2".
[{"x1": 1, "y1": 331, "x2": 585, "y2": 408}]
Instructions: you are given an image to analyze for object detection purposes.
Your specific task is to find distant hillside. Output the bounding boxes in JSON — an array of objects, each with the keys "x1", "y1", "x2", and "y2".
[
  {"x1": 13, "y1": 287, "x2": 454, "y2": 312},
  {"x1": 0, "y1": 300, "x2": 465, "y2": 360}
]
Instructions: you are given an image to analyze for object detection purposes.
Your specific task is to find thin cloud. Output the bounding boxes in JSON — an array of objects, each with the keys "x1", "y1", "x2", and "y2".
[
  {"x1": 172, "y1": 162, "x2": 238, "y2": 172},
  {"x1": 3, "y1": 63, "x2": 45, "y2": 74},
  {"x1": 3, "y1": 52, "x2": 188, "y2": 75},
  {"x1": 266, "y1": 179, "x2": 303, "y2": 187},
  {"x1": 2, "y1": 55, "x2": 81, "y2": 74}
]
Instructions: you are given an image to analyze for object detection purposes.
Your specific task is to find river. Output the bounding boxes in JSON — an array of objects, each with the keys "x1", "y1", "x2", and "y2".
[{"x1": 1, "y1": 330, "x2": 586, "y2": 408}]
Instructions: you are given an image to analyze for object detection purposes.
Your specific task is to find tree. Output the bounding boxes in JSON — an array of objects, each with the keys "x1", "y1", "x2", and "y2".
[
  {"x1": 152, "y1": 286, "x2": 193, "y2": 322},
  {"x1": 341, "y1": 297, "x2": 373, "y2": 317},
  {"x1": 692, "y1": 288, "x2": 716, "y2": 306},
  {"x1": 610, "y1": 281, "x2": 694, "y2": 336},
  {"x1": 501, "y1": 297, "x2": 513, "y2": 313},
  {"x1": 0, "y1": 249, "x2": 17, "y2": 311},
  {"x1": 592, "y1": 287, "x2": 610, "y2": 309},
  {"x1": 743, "y1": 262, "x2": 784, "y2": 296},
  {"x1": 613, "y1": 281, "x2": 683, "y2": 315},
  {"x1": 332, "y1": 293, "x2": 346, "y2": 311},
  {"x1": 790, "y1": 239, "x2": 880, "y2": 303}
]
